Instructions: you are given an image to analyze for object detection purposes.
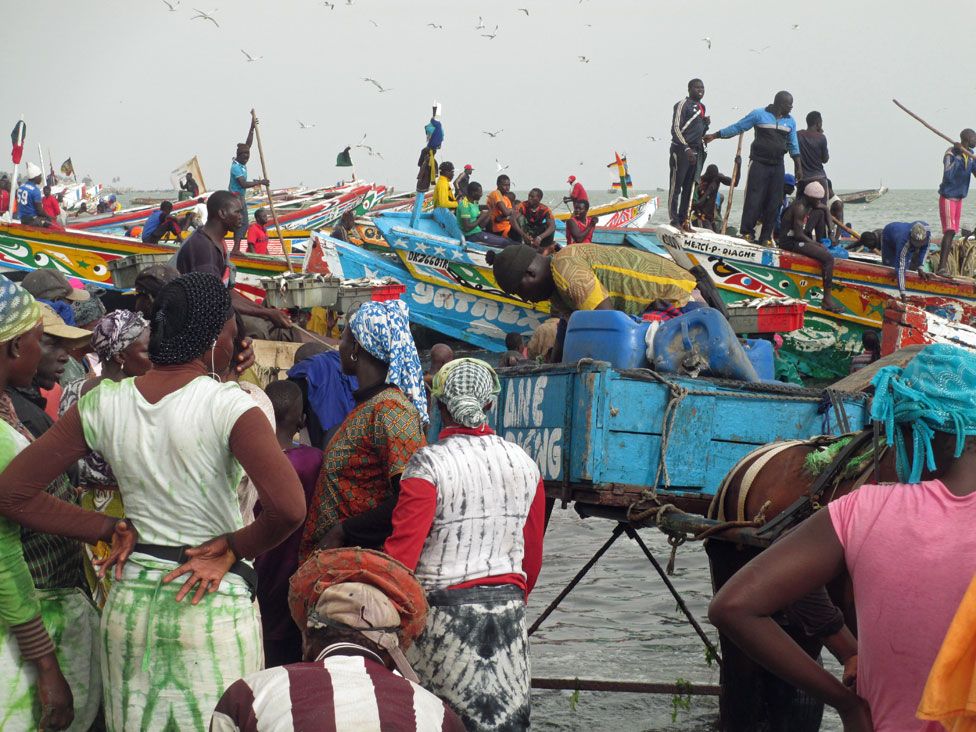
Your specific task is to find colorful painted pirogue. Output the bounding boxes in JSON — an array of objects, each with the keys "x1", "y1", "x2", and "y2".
[{"x1": 652, "y1": 225, "x2": 976, "y2": 379}]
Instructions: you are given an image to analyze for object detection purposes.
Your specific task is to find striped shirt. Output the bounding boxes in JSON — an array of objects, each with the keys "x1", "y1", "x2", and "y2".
[{"x1": 211, "y1": 651, "x2": 465, "y2": 732}]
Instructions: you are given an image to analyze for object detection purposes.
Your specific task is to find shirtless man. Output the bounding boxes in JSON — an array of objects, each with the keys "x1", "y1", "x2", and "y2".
[{"x1": 778, "y1": 181, "x2": 842, "y2": 312}]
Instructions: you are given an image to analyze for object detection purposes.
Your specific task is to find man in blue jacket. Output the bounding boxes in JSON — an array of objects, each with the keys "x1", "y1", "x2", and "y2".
[
  {"x1": 668, "y1": 78, "x2": 709, "y2": 229},
  {"x1": 881, "y1": 221, "x2": 931, "y2": 297},
  {"x1": 936, "y1": 129, "x2": 976, "y2": 275},
  {"x1": 705, "y1": 91, "x2": 802, "y2": 244}
]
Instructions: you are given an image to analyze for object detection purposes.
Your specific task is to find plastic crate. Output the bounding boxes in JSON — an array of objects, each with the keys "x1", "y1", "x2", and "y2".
[
  {"x1": 261, "y1": 276, "x2": 340, "y2": 310},
  {"x1": 107, "y1": 253, "x2": 175, "y2": 290},
  {"x1": 333, "y1": 285, "x2": 379, "y2": 314},
  {"x1": 370, "y1": 284, "x2": 406, "y2": 302},
  {"x1": 726, "y1": 302, "x2": 807, "y2": 334}
]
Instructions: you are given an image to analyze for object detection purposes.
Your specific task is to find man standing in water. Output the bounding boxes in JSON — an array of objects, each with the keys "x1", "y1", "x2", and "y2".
[
  {"x1": 936, "y1": 128, "x2": 976, "y2": 275},
  {"x1": 668, "y1": 78, "x2": 709, "y2": 229},
  {"x1": 229, "y1": 114, "x2": 269, "y2": 255},
  {"x1": 706, "y1": 91, "x2": 803, "y2": 244}
]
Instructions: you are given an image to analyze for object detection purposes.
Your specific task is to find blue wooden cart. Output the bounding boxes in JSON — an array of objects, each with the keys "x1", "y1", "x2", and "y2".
[{"x1": 453, "y1": 360, "x2": 870, "y2": 545}]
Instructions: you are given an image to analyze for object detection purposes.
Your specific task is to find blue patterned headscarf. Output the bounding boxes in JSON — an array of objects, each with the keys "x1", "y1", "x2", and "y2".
[
  {"x1": 349, "y1": 300, "x2": 428, "y2": 424},
  {"x1": 870, "y1": 344, "x2": 976, "y2": 483}
]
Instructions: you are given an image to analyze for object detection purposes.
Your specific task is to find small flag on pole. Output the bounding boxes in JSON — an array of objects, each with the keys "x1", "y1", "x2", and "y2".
[
  {"x1": 336, "y1": 146, "x2": 353, "y2": 167},
  {"x1": 10, "y1": 121, "x2": 26, "y2": 164},
  {"x1": 60, "y1": 158, "x2": 75, "y2": 177}
]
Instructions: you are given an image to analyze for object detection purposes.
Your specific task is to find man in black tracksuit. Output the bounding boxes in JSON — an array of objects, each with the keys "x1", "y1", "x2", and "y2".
[
  {"x1": 668, "y1": 78, "x2": 709, "y2": 228},
  {"x1": 706, "y1": 91, "x2": 803, "y2": 244}
]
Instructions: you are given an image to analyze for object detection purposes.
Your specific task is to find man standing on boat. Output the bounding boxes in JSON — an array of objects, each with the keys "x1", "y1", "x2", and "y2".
[
  {"x1": 229, "y1": 114, "x2": 269, "y2": 255},
  {"x1": 453, "y1": 164, "x2": 473, "y2": 201},
  {"x1": 668, "y1": 78, "x2": 709, "y2": 230},
  {"x1": 705, "y1": 91, "x2": 803, "y2": 245},
  {"x1": 935, "y1": 129, "x2": 976, "y2": 275},
  {"x1": 797, "y1": 111, "x2": 829, "y2": 190}
]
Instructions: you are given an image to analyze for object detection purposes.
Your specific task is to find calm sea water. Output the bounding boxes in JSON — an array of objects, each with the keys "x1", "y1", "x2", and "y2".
[{"x1": 123, "y1": 187, "x2": 932, "y2": 731}]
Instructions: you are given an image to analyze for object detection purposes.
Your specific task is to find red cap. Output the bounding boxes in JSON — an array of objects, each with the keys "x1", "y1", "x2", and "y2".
[
  {"x1": 464, "y1": 164, "x2": 473, "y2": 171},
  {"x1": 567, "y1": 175, "x2": 576, "y2": 183}
]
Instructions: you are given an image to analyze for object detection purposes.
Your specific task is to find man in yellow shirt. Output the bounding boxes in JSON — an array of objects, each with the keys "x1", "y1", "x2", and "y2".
[
  {"x1": 490, "y1": 243, "x2": 697, "y2": 315},
  {"x1": 432, "y1": 161, "x2": 463, "y2": 240}
]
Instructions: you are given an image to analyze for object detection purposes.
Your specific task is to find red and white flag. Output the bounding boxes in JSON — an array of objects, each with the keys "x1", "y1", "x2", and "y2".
[{"x1": 10, "y1": 121, "x2": 26, "y2": 164}]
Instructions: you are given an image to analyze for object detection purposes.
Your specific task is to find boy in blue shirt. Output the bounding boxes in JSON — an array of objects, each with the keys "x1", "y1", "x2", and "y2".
[
  {"x1": 228, "y1": 115, "x2": 269, "y2": 255},
  {"x1": 936, "y1": 129, "x2": 976, "y2": 275}
]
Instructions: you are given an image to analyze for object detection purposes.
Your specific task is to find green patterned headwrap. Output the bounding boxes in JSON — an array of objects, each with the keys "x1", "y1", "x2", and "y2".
[{"x1": 0, "y1": 278, "x2": 42, "y2": 343}]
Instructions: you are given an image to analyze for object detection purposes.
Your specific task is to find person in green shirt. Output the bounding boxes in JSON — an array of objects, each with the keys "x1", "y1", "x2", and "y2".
[
  {"x1": 455, "y1": 182, "x2": 513, "y2": 247},
  {"x1": 0, "y1": 279, "x2": 73, "y2": 730}
]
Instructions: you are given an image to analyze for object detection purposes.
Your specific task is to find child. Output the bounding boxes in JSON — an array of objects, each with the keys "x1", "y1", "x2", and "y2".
[
  {"x1": 254, "y1": 379, "x2": 322, "y2": 667},
  {"x1": 246, "y1": 207, "x2": 270, "y2": 255},
  {"x1": 691, "y1": 161, "x2": 739, "y2": 231}
]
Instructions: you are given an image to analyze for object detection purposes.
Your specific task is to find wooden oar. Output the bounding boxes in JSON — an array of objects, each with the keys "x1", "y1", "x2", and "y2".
[
  {"x1": 250, "y1": 108, "x2": 293, "y2": 273},
  {"x1": 720, "y1": 133, "x2": 744, "y2": 235},
  {"x1": 892, "y1": 99, "x2": 957, "y2": 146},
  {"x1": 831, "y1": 216, "x2": 860, "y2": 240}
]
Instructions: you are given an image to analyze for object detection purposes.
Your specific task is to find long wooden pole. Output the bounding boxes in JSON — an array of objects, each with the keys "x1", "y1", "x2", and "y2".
[
  {"x1": 831, "y1": 215, "x2": 860, "y2": 240},
  {"x1": 892, "y1": 99, "x2": 957, "y2": 145},
  {"x1": 250, "y1": 108, "x2": 293, "y2": 272},
  {"x1": 720, "y1": 133, "x2": 744, "y2": 235}
]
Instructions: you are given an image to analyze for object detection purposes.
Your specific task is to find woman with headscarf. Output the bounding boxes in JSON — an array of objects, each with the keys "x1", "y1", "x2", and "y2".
[
  {"x1": 0, "y1": 278, "x2": 76, "y2": 731},
  {"x1": 299, "y1": 300, "x2": 427, "y2": 559},
  {"x1": 0, "y1": 272, "x2": 306, "y2": 731},
  {"x1": 384, "y1": 358, "x2": 546, "y2": 731},
  {"x1": 710, "y1": 344, "x2": 976, "y2": 732},
  {"x1": 58, "y1": 309, "x2": 152, "y2": 605}
]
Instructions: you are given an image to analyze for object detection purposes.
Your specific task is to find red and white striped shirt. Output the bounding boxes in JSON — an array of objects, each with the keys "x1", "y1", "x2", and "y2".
[{"x1": 211, "y1": 650, "x2": 464, "y2": 732}]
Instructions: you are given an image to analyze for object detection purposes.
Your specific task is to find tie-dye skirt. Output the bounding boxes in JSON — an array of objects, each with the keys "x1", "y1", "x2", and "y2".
[
  {"x1": 0, "y1": 587, "x2": 101, "y2": 731},
  {"x1": 407, "y1": 585, "x2": 530, "y2": 731},
  {"x1": 101, "y1": 558, "x2": 262, "y2": 732}
]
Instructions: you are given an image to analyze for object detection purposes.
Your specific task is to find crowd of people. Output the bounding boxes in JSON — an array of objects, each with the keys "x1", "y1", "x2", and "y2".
[{"x1": 0, "y1": 254, "x2": 547, "y2": 730}]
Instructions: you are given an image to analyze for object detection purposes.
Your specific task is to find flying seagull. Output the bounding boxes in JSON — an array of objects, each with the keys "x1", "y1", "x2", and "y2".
[
  {"x1": 322, "y1": 1, "x2": 334, "y2": 7},
  {"x1": 483, "y1": 129, "x2": 503, "y2": 138},
  {"x1": 369, "y1": 19, "x2": 379, "y2": 27},
  {"x1": 749, "y1": 45, "x2": 771, "y2": 53},
  {"x1": 161, "y1": 0, "x2": 180, "y2": 11},
  {"x1": 496, "y1": 159, "x2": 510, "y2": 173},
  {"x1": 475, "y1": 15, "x2": 485, "y2": 29},
  {"x1": 701, "y1": 36, "x2": 712, "y2": 49},
  {"x1": 791, "y1": 23, "x2": 799, "y2": 29},
  {"x1": 427, "y1": 23, "x2": 443, "y2": 29},
  {"x1": 482, "y1": 25, "x2": 498, "y2": 39},
  {"x1": 298, "y1": 120, "x2": 316, "y2": 129},
  {"x1": 241, "y1": 49, "x2": 263, "y2": 62},
  {"x1": 578, "y1": 55, "x2": 590, "y2": 63},
  {"x1": 191, "y1": 8, "x2": 219, "y2": 26},
  {"x1": 646, "y1": 135, "x2": 660, "y2": 141},
  {"x1": 518, "y1": 7, "x2": 529, "y2": 15},
  {"x1": 363, "y1": 77, "x2": 390, "y2": 92}
]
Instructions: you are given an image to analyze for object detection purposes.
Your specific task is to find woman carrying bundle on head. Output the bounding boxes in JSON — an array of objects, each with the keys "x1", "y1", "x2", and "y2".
[{"x1": 0, "y1": 272, "x2": 306, "y2": 731}]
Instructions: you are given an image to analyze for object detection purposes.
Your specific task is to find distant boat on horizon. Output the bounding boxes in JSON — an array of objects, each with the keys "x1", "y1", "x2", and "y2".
[{"x1": 838, "y1": 186, "x2": 889, "y2": 205}]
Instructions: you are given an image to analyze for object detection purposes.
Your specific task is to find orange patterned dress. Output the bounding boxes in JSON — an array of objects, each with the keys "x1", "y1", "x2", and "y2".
[{"x1": 299, "y1": 386, "x2": 426, "y2": 559}]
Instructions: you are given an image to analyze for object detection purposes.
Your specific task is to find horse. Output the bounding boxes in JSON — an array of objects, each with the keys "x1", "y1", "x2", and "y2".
[{"x1": 704, "y1": 430, "x2": 897, "y2": 732}]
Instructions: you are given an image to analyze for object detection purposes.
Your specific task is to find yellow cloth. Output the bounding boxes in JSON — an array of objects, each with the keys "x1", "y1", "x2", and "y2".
[
  {"x1": 549, "y1": 244, "x2": 697, "y2": 315},
  {"x1": 433, "y1": 175, "x2": 457, "y2": 210},
  {"x1": 918, "y1": 573, "x2": 976, "y2": 731}
]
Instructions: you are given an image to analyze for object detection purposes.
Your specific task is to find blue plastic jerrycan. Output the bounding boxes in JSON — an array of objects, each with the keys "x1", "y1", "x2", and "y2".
[
  {"x1": 562, "y1": 310, "x2": 650, "y2": 369},
  {"x1": 652, "y1": 307, "x2": 760, "y2": 382}
]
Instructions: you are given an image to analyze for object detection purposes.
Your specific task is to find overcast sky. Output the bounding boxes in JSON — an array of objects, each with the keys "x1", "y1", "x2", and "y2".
[{"x1": 7, "y1": 0, "x2": 976, "y2": 192}]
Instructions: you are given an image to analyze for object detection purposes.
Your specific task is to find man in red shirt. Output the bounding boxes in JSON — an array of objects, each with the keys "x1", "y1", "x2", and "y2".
[
  {"x1": 564, "y1": 175, "x2": 588, "y2": 205},
  {"x1": 40, "y1": 186, "x2": 64, "y2": 230},
  {"x1": 246, "y1": 207, "x2": 270, "y2": 255},
  {"x1": 0, "y1": 175, "x2": 10, "y2": 215}
]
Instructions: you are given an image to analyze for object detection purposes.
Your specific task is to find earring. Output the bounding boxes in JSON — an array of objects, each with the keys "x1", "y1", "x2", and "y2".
[{"x1": 350, "y1": 354, "x2": 358, "y2": 362}]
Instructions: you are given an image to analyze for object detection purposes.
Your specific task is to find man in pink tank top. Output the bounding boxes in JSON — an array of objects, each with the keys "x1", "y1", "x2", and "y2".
[{"x1": 709, "y1": 344, "x2": 976, "y2": 731}]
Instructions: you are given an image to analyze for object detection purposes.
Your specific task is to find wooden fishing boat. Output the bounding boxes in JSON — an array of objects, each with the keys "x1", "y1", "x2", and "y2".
[
  {"x1": 553, "y1": 194, "x2": 656, "y2": 228},
  {"x1": 651, "y1": 224, "x2": 976, "y2": 379},
  {"x1": 837, "y1": 186, "x2": 888, "y2": 204}
]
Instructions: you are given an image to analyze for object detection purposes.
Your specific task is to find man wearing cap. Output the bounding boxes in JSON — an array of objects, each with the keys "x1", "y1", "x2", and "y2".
[
  {"x1": 564, "y1": 175, "x2": 588, "y2": 205},
  {"x1": 22, "y1": 269, "x2": 91, "y2": 311},
  {"x1": 778, "y1": 181, "x2": 843, "y2": 312},
  {"x1": 453, "y1": 164, "x2": 473, "y2": 201},
  {"x1": 130, "y1": 264, "x2": 179, "y2": 318},
  {"x1": 212, "y1": 548, "x2": 464, "y2": 732},
  {"x1": 16, "y1": 163, "x2": 52, "y2": 228},
  {"x1": 880, "y1": 221, "x2": 932, "y2": 297},
  {"x1": 229, "y1": 115, "x2": 270, "y2": 255}
]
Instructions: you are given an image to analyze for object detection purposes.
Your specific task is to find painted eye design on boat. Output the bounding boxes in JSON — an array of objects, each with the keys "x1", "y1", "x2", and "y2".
[
  {"x1": 91, "y1": 264, "x2": 108, "y2": 277},
  {"x1": 34, "y1": 252, "x2": 49, "y2": 267},
  {"x1": 779, "y1": 280, "x2": 791, "y2": 288}
]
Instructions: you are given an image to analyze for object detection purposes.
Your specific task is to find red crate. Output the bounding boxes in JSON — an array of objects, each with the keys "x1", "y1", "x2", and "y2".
[
  {"x1": 727, "y1": 302, "x2": 807, "y2": 334},
  {"x1": 370, "y1": 284, "x2": 406, "y2": 302}
]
